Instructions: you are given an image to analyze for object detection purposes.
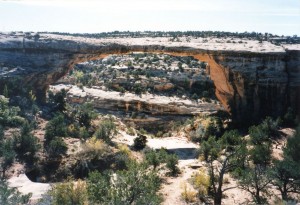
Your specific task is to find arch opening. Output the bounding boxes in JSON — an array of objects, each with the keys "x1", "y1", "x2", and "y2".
[{"x1": 50, "y1": 52, "x2": 226, "y2": 134}]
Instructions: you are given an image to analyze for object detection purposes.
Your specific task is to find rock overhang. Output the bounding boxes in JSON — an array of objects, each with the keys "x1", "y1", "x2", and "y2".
[{"x1": 0, "y1": 32, "x2": 299, "y2": 124}]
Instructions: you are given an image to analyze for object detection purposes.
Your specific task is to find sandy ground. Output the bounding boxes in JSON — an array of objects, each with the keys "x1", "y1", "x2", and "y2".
[
  {"x1": 7, "y1": 174, "x2": 50, "y2": 201},
  {"x1": 115, "y1": 131, "x2": 201, "y2": 205}
]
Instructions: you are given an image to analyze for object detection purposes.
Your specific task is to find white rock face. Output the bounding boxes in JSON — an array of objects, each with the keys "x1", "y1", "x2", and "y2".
[
  {"x1": 51, "y1": 84, "x2": 222, "y2": 115},
  {"x1": 8, "y1": 174, "x2": 50, "y2": 200},
  {"x1": 39, "y1": 34, "x2": 287, "y2": 53}
]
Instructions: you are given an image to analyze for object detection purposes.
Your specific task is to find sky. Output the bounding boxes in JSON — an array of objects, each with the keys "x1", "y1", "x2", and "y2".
[{"x1": 0, "y1": 0, "x2": 299, "y2": 36}]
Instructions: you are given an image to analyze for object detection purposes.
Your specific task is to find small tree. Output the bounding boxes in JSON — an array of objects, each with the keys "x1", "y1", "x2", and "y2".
[
  {"x1": 46, "y1": 137, "x2": 67, "y2": 158},
  {"x1": 76, "y1": 103, "x2": 97, "y2": 129},
  {"x1": 166, "y1": 154, "x2": 179, "y2": 176},
  {"x1": 237, "y1": 122, "x2": 273, "y2": 204},
  {"x1": 48, "y1": 89, "x2": 67, "y2": 112},
  {"x1": 48, "y1": 179, "x2": 88, "y2": 205},
  {"x1": 271, "y1": 126, "x2": 300, "y2": 200},
  {"x1": 13, "y1": 122, "x2": 40, "y2": 163},
  {"x1": 133, "y1": 134, "x2": 147, "y2": 150},
  {"x1": 95, "y1": 118, "x2": 116, "y2": 144},
  {"x1": 0, "y1": 96, "x2": 24, "y2": 127},
  {"x1": 271, "y1": 158, "x2": 300, "y2": 200},
  {"x1": 238, "y1": 165, "x2": 272, "y2": 204},
  {"x1": 145, "y1": 150, "x2": 160, "y2": 170},
  {"x1": 145, "y1": 148, "x2": 170, "y2": 170},
  {"x1": 44, "y1": 114, "x2": 67, "y2": 143},
  {"x1": 248, "y1": 123, "x2": 272, "y2": 166},
  {"x1": 86, "y1": 171, "x2": 111, "y2": 204},
  {"x1": 199, "y1": 133, "x2": 246, "y2": 205}
]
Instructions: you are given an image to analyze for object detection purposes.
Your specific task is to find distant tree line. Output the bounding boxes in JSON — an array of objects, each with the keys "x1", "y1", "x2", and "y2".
[{"x1": 34, "y1": 31, "x2": 300, "y2": 44}]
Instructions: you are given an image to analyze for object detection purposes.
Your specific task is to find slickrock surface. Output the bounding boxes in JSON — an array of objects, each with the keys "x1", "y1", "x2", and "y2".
[{"x1": 51, "y1": 84, "x2": 222, "y2": 115}]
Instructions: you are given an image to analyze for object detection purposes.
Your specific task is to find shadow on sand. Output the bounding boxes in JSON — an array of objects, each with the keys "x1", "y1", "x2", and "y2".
[{"x1": 167, "y1": 148, "x2": 198, "y2": 160}]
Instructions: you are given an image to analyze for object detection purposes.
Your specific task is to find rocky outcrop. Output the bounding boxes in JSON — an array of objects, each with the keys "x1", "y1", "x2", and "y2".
[
  {"x1": 52, "y1": 85, "x2": 222, "y2": 116},
  {"x1": 154, "y1": 83, "x2": 175, "y2": 92},
  {"x1": 0, "y1": 33, "x2": 299, "y2": 123}
]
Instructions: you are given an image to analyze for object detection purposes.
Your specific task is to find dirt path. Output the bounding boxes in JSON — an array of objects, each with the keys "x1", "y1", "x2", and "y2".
[
  {"x1": 116, "y1": 131, "x2": 201, "y2": 205},
  {"x1": 115, "y1": 131, "x2": 258, "y2": 205}
]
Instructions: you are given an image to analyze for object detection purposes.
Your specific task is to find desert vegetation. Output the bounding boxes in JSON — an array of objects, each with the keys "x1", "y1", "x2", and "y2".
[
  {"x1": 0, "y1": 52, "x2": 299, "y2": 205},
  {"x1": 58, "y1": 53, "x2": 215, "y2": 101}
]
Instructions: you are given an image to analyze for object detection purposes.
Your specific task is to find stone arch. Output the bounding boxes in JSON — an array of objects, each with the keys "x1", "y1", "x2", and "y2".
[{"x1": 54, "y1": 49, "x2": 234, "y2": 115}]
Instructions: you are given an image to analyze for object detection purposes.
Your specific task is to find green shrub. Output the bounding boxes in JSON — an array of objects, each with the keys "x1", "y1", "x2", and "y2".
[
  {"x1": 0, "y1": 138, "x2": 15, "y2": 177},
  {"x1": 127, "y1": 127, "x2": 135, "y2": 136},
  {"x1": 46, "y1": 137, "x2": 67, "y2": 158},
  {"x1": 139, "y1": 128, "x2": 147, "y2": 135},
  {"x1": 0, "y1": 96, "x2": 24, "y2": 127},
  {"x1": 45, "y1": 114, "x2": 67, "y2": 143},
  {"x1": 80, "y1": 137, "x2": 110, "y2": 159},
  {"x1": 13, "y1": 122, "x2": 40, "y2": 163},
  {"x1": 145, "y1": 150, "x2": 160, "y2": 170},
  {"x1": 79, "y1": 127, "x2": 90, "y2": 140},
  {"x1": 156, "y1": 131, "x2": 164, "y2": 138},
  {"x1": 48, "y1": 89, "x2": 67, "y2": 112},
  {"x1": 113, "y1": 152, "x2": 130, "y2": 170},
  {"x1": 191, "y1": 93, "x2": 198, "y2": 100},
  {"x1": 87, "y1": 161, "x2": 162, "y2": 205},
  {"x1": 133, "y1": 134, "x2": 147, "y2": 150},
  {"x1": 95, "y1": 118, "x2": 116, "y2": 143},
  {"x1": 76, "y1": 103, "x2": 97, "y2": 129},
  {"x1": 190, "y1": 117, "x2": 223, "y2": 143},
  {"x1": 199, "y1": 136, "x2": 220, "y2": 162},
  {"x1": 67, "y1": 123, "x2": 80, "y2": 138},
  {"x1": 220, "y1": 129, "x2": 242, "y2": 151},
  {"x1": 248, "y1": 119, "x2": 273, "y2": 166},
  {"x1": 145, "y1": 148, "x2": 169, "y2": 170},
  {"x1": 166, "y1": 154, "x2": 179, "y2": 176},
  {"x1": 48, "y1": 179, "x2": 88, "y2": 205}
]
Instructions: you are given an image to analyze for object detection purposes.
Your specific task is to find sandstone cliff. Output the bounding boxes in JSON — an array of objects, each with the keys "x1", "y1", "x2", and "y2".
[{"x1": 0, "y1": 33, "x2": 299, "y2": 123}]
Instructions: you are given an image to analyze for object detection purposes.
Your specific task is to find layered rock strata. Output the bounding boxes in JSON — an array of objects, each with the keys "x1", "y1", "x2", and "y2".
[{"x1": 0, "y1": 33, "x2": 299, "y2": 122}]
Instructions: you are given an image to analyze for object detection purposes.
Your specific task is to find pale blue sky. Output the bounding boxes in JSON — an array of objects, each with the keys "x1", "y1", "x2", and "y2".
[{"x1": 0, "y1": 0, "x2": 299, "y2": 35}]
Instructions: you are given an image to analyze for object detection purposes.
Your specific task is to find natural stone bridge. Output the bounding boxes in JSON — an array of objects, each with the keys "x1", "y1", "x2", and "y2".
[{"x1": 0, "y1": 33, "x2": 299, "y2": 123}]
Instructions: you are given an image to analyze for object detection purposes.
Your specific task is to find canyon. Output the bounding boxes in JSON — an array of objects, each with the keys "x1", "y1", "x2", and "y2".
[{"x1": 0, "y1": 32, "x2": 299, "y2": 123}]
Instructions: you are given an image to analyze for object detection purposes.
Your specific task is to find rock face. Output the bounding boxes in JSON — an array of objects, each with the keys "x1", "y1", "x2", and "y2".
[
  {"x1": 51, "y1": 85, "x2": 222, "y2": 116},
  {"x1": 0, "y1": 33, "x2": 299, "y2": 123}
]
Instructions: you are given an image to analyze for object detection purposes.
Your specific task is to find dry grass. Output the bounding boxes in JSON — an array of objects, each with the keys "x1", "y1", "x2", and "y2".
[
  {"x1": 192, "y1": 168, "x2": 210, "y2": 196},
  {"x1": 80, "y1": 136, "x2": 110, "y2": 157},
  {"x1": 181, "y1": 182, "x2": 197, "y2": 203}
]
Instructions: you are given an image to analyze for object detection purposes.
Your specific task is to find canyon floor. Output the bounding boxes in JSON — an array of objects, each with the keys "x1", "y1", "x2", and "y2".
[
  {"x1": 8, "y1": 127, "x2": 294, "y2": 205},
  {"x1": 2, "y1": 48, "x2": 299, "y2": 205},
  {"x1": 8, "y1": 130, "x2": 249, "y2": 205}
]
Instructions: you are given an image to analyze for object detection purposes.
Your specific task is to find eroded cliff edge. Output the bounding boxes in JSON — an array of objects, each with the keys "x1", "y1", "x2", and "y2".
[{"x1": 0, "y1": 33, "x2": 299, "y2": 124}]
